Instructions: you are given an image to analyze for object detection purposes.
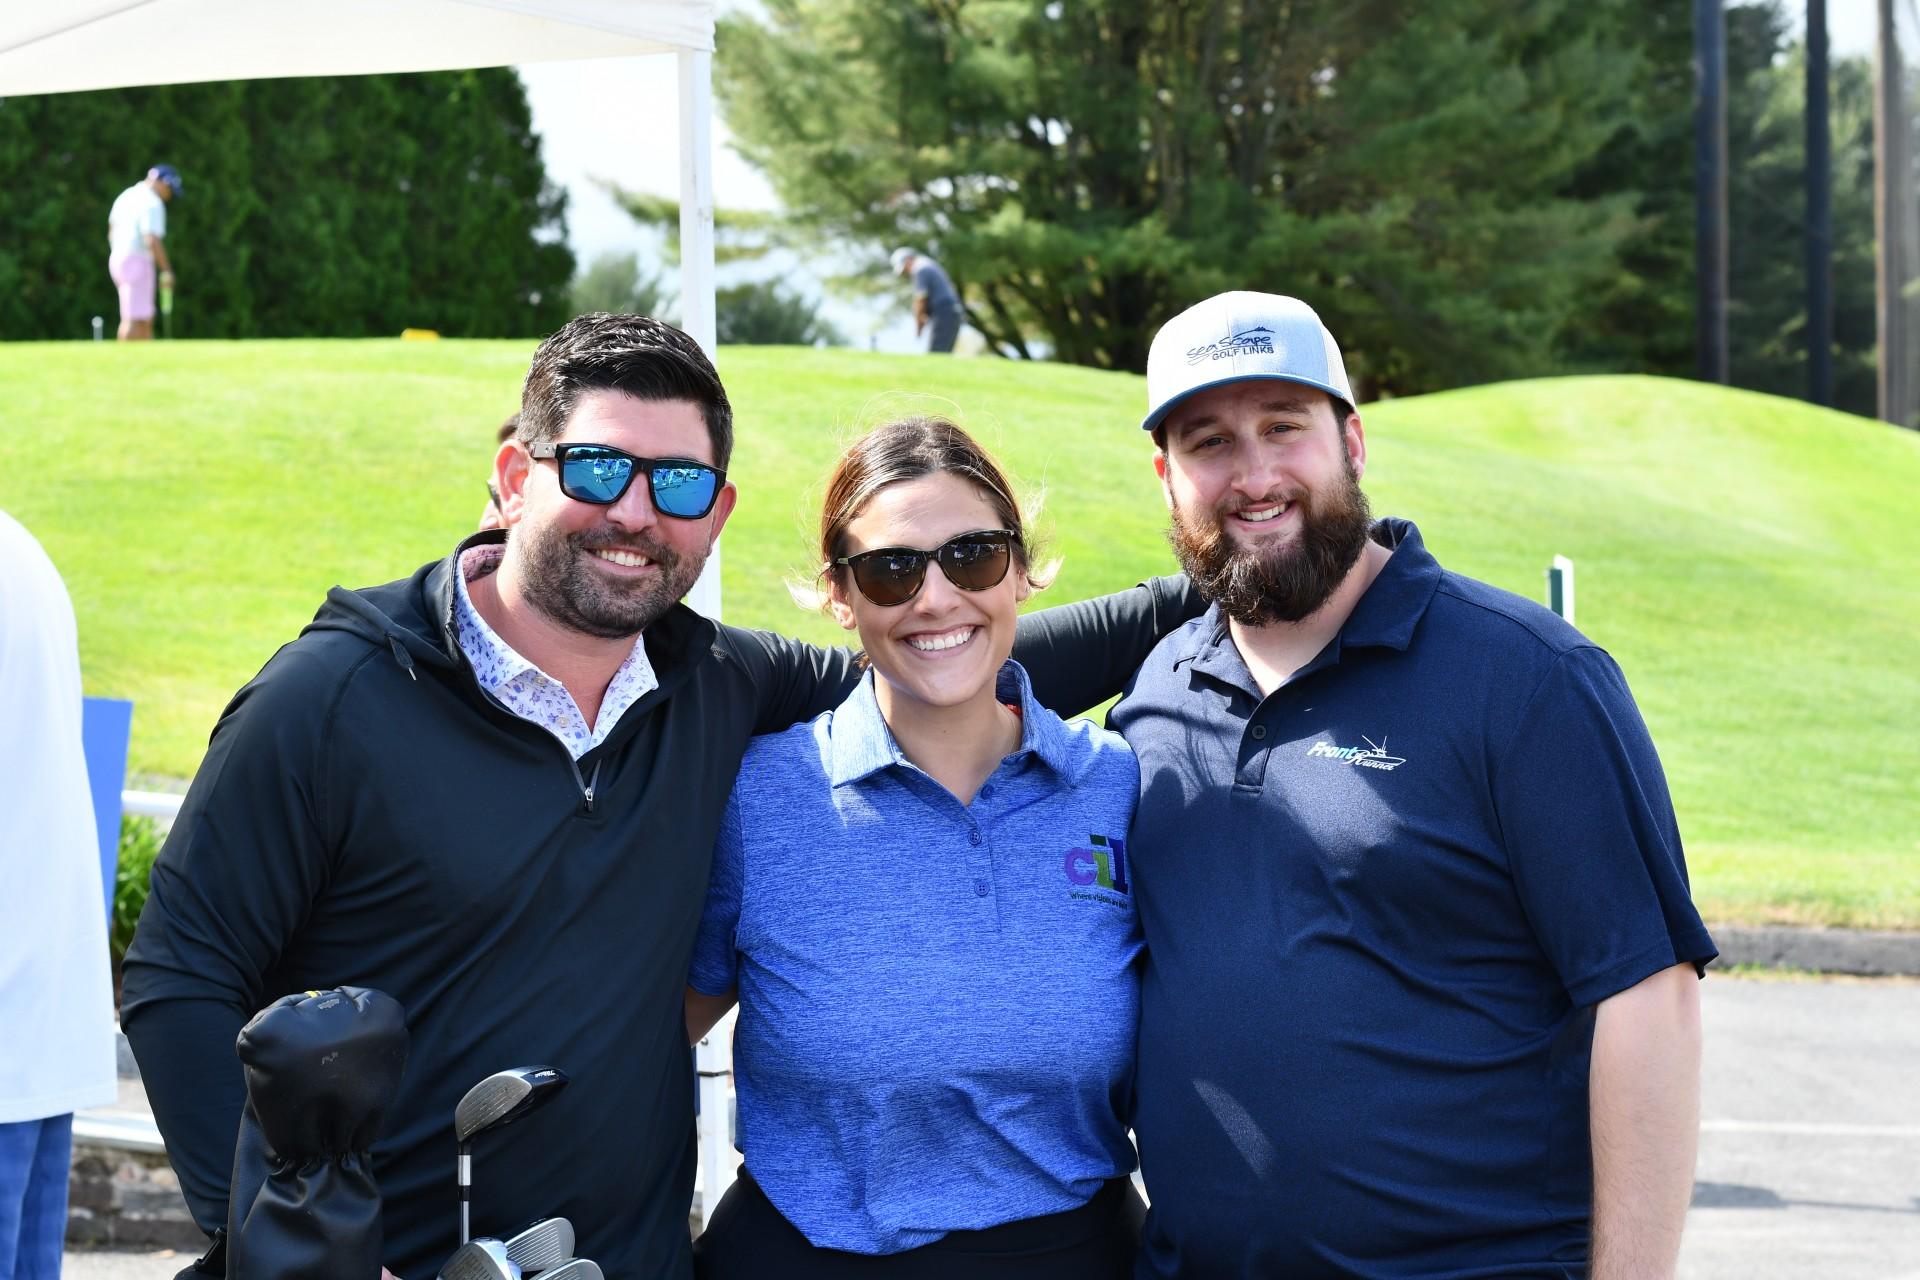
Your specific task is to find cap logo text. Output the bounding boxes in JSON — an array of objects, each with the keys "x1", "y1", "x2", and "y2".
[{"x1": 1187, "y1": 326, "x2": 1275, "y2": 365}]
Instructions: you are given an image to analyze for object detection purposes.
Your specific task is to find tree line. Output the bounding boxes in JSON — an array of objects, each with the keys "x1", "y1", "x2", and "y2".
[
  {"x1": 0, "y1": 4, "x2": 1881, "y2": 415},
  {"x1": 718, "y1": 0, "x2": 1881, "y2": 416},
  {"x1": 0, "y1": 70, "x2": 574, "y2": 340}
]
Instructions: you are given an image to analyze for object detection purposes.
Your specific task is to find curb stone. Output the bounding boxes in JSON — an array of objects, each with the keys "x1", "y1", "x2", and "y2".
[{"x1": 1708, "y1": 924, "x2": 1920, "y2": 978}]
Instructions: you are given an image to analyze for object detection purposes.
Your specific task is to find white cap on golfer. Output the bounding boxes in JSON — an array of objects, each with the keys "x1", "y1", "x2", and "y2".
[
  {"x1": 889, "y1": 247, "x2": 917, "y2": 276},
  {"x1": 1141, "y1": 291, "x2": 1353, "y2": 433}
]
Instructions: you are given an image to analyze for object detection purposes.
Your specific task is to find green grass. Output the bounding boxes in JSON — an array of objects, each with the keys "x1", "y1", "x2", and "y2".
[{"x1": 1, "y1": 341, "x2": 1914, "y2": 927}]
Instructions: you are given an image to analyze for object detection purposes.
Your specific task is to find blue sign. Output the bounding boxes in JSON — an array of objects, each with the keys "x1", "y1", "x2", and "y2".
[{"x1": 81, "y1": 697, "x2": 133, "y2": 922}]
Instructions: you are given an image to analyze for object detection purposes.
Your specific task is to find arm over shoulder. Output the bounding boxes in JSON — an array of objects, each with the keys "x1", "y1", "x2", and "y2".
[
  {"x1": 717, "y1": 624, "x2": 862, "y2": 735},
  {"x1": 1013, "y1": 573, "x2": 1204, "y2": 717}
]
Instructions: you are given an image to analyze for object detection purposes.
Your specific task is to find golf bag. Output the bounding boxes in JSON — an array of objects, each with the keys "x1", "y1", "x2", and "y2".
[{"x1": 221, "y1": 987, "x2": 409, "y2": 1280}]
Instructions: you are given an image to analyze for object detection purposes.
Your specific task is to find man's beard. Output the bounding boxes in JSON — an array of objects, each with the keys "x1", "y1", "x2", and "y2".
[
  {"x1": 516, "y1": 521, "x2": 705, "y2": 639},
  {"x1": 1168, "y1": 457, "x2": 1373, "y2": 626}
]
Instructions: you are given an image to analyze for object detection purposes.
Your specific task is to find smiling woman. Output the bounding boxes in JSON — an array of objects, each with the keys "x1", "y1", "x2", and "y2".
[{"x1": 683, "y1": 417, "x2": 1147, "y2": 1278}]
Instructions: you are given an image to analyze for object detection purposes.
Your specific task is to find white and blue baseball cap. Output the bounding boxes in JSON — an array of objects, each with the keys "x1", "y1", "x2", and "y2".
[{"x1": 1141, "y1": 291, "x2": 1353, "y2": 433}]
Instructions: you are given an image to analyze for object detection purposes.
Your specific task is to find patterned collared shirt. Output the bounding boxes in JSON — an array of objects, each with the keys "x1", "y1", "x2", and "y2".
[{"x1": 452, "y1": 543, "x2": 659, "y2": 760}]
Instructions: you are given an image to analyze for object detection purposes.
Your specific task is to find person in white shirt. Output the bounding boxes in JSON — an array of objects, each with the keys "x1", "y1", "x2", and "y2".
[
  {"x1": 106, "y1": 164, "x2": 181, "y2": 340},
  {"x1": 0, "y1": 509, "x2": 117, "y2": 1277}
]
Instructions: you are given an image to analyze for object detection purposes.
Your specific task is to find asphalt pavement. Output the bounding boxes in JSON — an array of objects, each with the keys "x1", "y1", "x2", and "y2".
[{"x1": 64, "y1": 973, "x2": 1920, "y2": 1279}]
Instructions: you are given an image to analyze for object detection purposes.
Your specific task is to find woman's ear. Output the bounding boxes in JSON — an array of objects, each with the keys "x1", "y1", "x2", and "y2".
[{"x1": 827, "y1": 572, "x2": 859, "y2": 632}]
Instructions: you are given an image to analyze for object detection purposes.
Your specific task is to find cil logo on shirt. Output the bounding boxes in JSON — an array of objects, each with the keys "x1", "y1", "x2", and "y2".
[{"x1": 1064, "y1": 833, "x2": 1131, "y2": 902}]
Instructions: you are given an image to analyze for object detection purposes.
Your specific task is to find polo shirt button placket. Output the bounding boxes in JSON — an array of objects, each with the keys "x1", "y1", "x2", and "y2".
[
  {"x1": 1236, "y1": 716, "x2": 1274, "y2": 792},
  {"x1": 967, "y1": 824, "x2": 991, "y2": 900}
]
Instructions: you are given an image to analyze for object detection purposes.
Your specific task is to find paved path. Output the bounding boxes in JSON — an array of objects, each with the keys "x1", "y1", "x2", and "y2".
[
  {"x1": 65, "y1": 975, "x2": 1920, "y2": 1279},
  {"x1": 1679, "y1": 975, "x2": 1919, "y2": 1280}
]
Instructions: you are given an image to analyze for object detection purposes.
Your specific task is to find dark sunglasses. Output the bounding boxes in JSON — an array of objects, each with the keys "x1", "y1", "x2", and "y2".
[
  {"x1": 832, "y1": 529, "x2": 1019, "y2": 607},
  {"x1": 528, "y1": 442, "x2": 725, "y2": 519}
]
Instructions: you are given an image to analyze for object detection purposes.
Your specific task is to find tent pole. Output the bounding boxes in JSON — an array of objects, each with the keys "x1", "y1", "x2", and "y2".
[
  {"x1": 681, "y1": 43, "x2": 738, "y2": 1231},
  {"x1": 677, "y1": 47, "x2": 724, "y2": 622}
]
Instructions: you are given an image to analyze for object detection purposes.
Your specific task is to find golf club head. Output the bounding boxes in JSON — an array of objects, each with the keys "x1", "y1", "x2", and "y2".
[
  {"x1": 504, "y1": 1217, "x2": 576, "y2": 1273},
  {"x1": 534, "y1": 1261, "x2": 602, "y2": 1280},
  {"x1": 438, "y1": 1237, "x2": 521, "y2": 1280},
  {"x1": 455, "y1": 1066, "x2": 569, "y2": 1144}
]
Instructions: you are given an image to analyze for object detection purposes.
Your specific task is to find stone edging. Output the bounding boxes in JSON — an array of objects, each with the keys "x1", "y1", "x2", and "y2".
[{"x1": 1710, "y1": 925, "x2": 1920, "y2": 978}]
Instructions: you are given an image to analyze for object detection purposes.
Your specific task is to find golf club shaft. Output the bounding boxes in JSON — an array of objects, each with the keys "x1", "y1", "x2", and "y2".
[{"x1": 459, "y1": 1144, "x2": 472, "y2": 1244}]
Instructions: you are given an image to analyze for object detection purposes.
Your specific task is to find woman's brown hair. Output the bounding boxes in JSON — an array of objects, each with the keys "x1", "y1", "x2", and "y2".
[{"x1": 813, "y1": 416, "x2": 1055, "y2": 601}]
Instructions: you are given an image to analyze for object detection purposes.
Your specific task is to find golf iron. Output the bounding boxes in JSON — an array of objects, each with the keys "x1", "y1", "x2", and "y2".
[
  {"x1": 534, "y1": 1261, "x2": 603, "y2": 1280},
  {"x1": 438, "y1": 1237, "x2": 519, "y2": 1280},
  {"x1": 504, "y1": 1216, "x2": 576, "y2": 1273},
  {"x1": 454, "y1": 1066, "x2": 569, "y2": 1244}
]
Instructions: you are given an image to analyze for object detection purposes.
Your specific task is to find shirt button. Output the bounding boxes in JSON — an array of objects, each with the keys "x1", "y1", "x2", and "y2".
[
  {"x1": 974, "y1": 878, "x2": 990, "y2": 897},
  {"x1": 1251, "y1": 725, "x2": 1268, "y2": 740},
  {"x1": 969, "y1": 830, "x2": 982, "y2": 847},
  {"x1": 979, "y1": 784, "x2": 993, "y2": 799}
]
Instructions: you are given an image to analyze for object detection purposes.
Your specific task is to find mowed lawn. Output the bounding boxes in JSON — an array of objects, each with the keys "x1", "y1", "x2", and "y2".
[{"x1": 0, "y1": 340, "x2": 1914, "y2": 927}]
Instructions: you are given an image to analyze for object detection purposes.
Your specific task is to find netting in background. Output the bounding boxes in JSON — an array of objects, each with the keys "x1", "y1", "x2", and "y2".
[{"x1": 1882, "y1": 0, "x2": 1920, "y2": 427}]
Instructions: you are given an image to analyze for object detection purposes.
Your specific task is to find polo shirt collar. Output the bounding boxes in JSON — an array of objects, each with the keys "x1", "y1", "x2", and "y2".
[
  {"x1": 827, "y1": 658, "x2": 1077, "y2": 788},
  {"x1": 1181, "y1": 517, "x2": 1443, "y2": 690}
]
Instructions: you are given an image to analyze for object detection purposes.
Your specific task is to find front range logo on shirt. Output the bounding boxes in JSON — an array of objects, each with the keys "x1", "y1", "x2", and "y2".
[
  {"x1": 1185, "y1": 326, "x2": 1276, "y2": 364},
  {"x1": 1305, "y1": 734, "x2": 1407, "y2": 772},
  {"x1": 1063, "y1": 832, "x2": 1131, "y2": 905}
]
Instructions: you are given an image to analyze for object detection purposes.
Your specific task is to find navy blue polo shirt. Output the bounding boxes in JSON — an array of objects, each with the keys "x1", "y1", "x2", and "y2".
[
  {"x1": 690, "y1": 660, "x2": 1142, "y2": 1254},
  {"x1": 1110, "y1": 519, "x2": 1716, "y2": 1279}
]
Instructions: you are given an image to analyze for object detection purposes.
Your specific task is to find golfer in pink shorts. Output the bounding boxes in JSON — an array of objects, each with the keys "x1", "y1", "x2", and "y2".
[{"x1": 106, "y1": 165, "x2": 180, "y2": 340}]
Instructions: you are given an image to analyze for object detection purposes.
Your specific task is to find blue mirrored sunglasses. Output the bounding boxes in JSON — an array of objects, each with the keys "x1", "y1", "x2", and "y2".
[{"x1": 528, "y1": 442, "x2": 724, "y2": 519}]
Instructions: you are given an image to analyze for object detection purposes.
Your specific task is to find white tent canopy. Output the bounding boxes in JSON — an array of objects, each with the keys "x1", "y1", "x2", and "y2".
[
  {"x1": 0, "y1": 0, "x2": 725, "y2": 617},
  {"x1": 0, "y1": 1, "x2": 713, "y2": 93}
]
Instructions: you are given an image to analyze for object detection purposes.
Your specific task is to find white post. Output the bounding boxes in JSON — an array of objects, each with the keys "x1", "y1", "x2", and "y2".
[
  {"x1": 693, "y1": 1005, "x2": 741, "y2": 1226},
  {"x1": 678, "y1": 43, "x2": 738, "y2": 1228},
  {"x1": 1547, "y1": 555, "x2": 1576, "y2": 626},
  {"x1": 678, "y1": 48, "x2": 724, "y2": 625}
]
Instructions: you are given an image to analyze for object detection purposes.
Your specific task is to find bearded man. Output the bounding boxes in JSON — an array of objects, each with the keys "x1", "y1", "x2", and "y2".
[
  {"x1": 1109, "y1": 293, "x2": 1716, "y2": 1280},
  {"x1": 123, "y1": 313, "x2": 1201, "y2": 1280}
]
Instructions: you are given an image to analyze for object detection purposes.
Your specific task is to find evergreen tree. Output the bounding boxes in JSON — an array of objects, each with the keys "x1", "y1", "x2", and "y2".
[
  {"x1": 716, "y1": 280, "x2": 843, "y2": 346},
  {"x1": 1726, "y1": 43, "x2": 1880, "y2": 415},
  {"x1": 570, "y1": 251, "x2": 670, "y2": 319},
  {"x1": 718, "y1": 0, "x2": 1650, "y2": 391},
  {"x1": 0, "y1": 69, "x2": 571, "y2": 339}
]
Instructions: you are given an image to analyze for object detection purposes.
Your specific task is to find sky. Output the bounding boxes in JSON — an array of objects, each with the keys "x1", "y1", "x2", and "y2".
[{"x1": 514, "y1": 56, "x2": 919, "y2": 351}]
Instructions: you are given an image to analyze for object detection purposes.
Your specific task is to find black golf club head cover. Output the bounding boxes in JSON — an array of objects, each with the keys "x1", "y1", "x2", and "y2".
[{"x1": 225, "y1": 987, "x2": 409, "y2": 1280}]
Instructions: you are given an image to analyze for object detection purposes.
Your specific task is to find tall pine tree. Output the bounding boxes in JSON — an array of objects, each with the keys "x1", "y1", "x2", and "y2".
[{"x1": 719, "y1": 0, "x2": 1648, "y2": 392}]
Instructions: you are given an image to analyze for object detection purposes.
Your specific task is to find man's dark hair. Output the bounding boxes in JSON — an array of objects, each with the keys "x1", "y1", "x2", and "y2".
[
  {"x1": 518, "y1": 313, "x2": 734, "y2": 469},
  {"x1": 496, "y1": 413, "x2": 520, "y2": 444}
]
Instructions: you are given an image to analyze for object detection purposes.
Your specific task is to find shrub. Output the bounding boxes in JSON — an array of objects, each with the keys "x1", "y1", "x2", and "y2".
[
  {"x1": 569, "y1": 251, "x2": 670, "y2": 319},
  {"x1": 717, "y1": 279, "x2": 843, "y2": 347},
  {"x1": 111, "y1": 815, "x2": 164, "y2": 968}
]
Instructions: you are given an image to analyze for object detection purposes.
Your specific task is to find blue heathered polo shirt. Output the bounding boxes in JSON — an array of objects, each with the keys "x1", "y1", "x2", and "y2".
[
  {"x1": 1110, "y1": 519, "x2": 1716, "y2": 1279},
  {"x1": 689, "y1": 660, "x2": 1142, "y2": 1255}
]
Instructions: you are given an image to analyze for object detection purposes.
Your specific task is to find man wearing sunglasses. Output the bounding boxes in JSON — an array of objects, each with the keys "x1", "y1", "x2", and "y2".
[
  {"x1": 1107, "y1": 293, "x2": 1716, "y2": 1279},
  {"x1": 122, "y1": 312, "x2": 1202, "y2": 1280}
]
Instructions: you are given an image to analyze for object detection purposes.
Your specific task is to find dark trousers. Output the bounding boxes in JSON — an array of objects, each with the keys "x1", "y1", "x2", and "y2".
[
  {"x1": 693, "y1": 1166, "x2": 1142, "y2": 1280},
  {"x1": 926, "y1": 309, "x2": 963, "y2": 354}
]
